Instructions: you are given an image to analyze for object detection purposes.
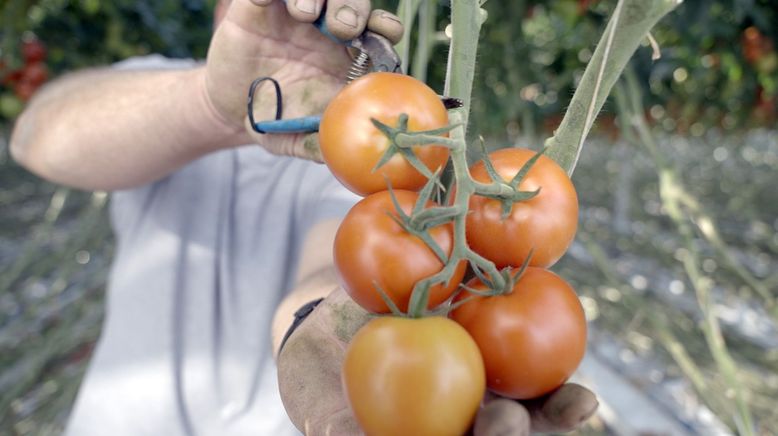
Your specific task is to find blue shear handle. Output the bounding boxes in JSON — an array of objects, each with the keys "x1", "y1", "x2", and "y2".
[{"x1": 253, "y1": 116, "x2": 322, "y2": 134}]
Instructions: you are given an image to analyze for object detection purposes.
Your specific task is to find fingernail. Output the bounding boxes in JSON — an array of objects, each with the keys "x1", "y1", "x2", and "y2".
[
  {"x1": 379, "y1": 12, "x2": 401, "y2": 24},
  {"x1": 578, "y1": 401, "x2": 599, "y2": 423},
  {"x1": 295, "y1": 0, "x2": 317, "y2": 15},
  {"x1": 335, "y1": 6, "x2": 358, "y2": 28}
]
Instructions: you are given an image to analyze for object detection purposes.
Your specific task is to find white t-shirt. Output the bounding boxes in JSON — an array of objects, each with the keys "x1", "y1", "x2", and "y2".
[{"x1": 65, "y1": 56, "x2": 358, "y2": 436}]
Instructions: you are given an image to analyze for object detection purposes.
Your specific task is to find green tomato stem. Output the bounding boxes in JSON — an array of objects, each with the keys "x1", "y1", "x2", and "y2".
[
  {"x1": 405, "y1": 110, "x2": 507, "y2": 318},
  {"x1": 444, "y1": 0, "x2": 483, "y2": 133}
]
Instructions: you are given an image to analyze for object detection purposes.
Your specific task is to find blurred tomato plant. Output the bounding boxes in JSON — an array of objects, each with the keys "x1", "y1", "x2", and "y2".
[
  {"x1": 2, "y1": 0, "x2": 776, "y2": 128},
  {"x1": 413, "y1": 0, "x2": 778, "y2": 137},
  {"x1": 0, "y1": 0, "x2": 217, "y2": 119}
]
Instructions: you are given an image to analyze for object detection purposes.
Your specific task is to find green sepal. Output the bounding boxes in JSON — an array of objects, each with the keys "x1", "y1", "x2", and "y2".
[
  {"x1": 372, "y1": 142, "x2": 399, "y2": 173},
  {"x1": 371, "y1": 117, "x2": 396, "y2": 138},
  {"x1": 500, "y1": 249, "x2": 534, "y2": 295},
  {"x1": 407, "y1": 281, "x2": 431, "y2": 319},
  {"x1": 470, "y1": 262, "x2": 495, "y2": 290},
  {"x1": 373, "y1": 281, "x2": 405, "y2": 317},
  {"x1": 458, "y1": 282, "x2": 499, "y2": 297},
  {"x1": 413, "y1": 168, "x2": 442, "y2": 217},
  {"x1": 478, "y1": 137, "x2": 504, "y2": 185},
  {"x1": 510, "y1": 147, "x2": 547, "y2": 189},
  {"x1": 410, "y1": 203, "x2": 461, "y2": 231},
  {"x1": 386, "y1": 182, "x2": 411, "y2": 222},
  {"x1": 499, "y1": 198, "x2": 513, "y2": 220},
  {"x1": 397, "y1": 147, "x2": 445, "y2": 191},
  {"x1": 413, "y1": 123, "x2": 462, "y2": 137}
]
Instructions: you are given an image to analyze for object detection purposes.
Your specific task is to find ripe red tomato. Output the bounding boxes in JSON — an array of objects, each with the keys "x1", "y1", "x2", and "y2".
[
  {"x1": 467, "y1": 147, "x2": 578, "y2": 268},
  {"x1": 22, "y1": 62, "x2": 48, "y2": 86},
  {"x1": 450, "y1": 267, "x2": 587, "y2": 400},
  {"x1": 22, "y1": 38, "x2": 47, "y2": 63},
  {"x1": 14, "y1": 81, "x2": 36, "y2": 101},
  {"x1": 1, "y1": 64, "x2": 23, "y2": 86},
  {"x1": 319, "y1": 72, "x2": 450, "y2": 196},
  {"x1": 343, "y1": 316, "x2": 485, "y2": 435},
  {"x1": 334, "y1": 190, "x2": 466, "y2": 314}
]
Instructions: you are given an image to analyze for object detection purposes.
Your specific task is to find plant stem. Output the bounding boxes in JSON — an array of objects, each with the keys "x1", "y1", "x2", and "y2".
[
  {"x1": 395, "y1": 0, "x2": 422, "y2": 74},
  {"x1": 578, "y1": 232, "x2": 737, "y2": 426},
  {"x1": 544, "y1": 0, "x2": 682, "y2": 175},
  {"x1": 614, "y1": 70, "x2": 756, "y2": 436},
  {"x1": 404, "y1": 111, "x2": 505, "y2": 317},
  {"x1": 410, "y1": 0, "x2": 437, "y2": 82},
  {"x1": 444, "y1": 0, "x2": 483, "y2": 132}
]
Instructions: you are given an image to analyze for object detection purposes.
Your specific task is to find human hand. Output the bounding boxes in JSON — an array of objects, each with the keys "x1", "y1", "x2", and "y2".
[
  {"x1": 204, "y1": 0, "x2": 403, "y2": 160},
  {"x1": 276, "y1": 288, "x2": 598, "y2": 435}
]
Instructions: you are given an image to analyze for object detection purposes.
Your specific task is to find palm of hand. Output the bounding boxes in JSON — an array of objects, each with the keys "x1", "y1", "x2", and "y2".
[
  {"x1": 278, "y1": 289, "x2": 371, "y2": 434},
  {"x1": 277, "y1": 288, "x2": 598, "y2": 436},
  {"x1": 205, "y1": 0, "x2": 352, "y2": 158}
]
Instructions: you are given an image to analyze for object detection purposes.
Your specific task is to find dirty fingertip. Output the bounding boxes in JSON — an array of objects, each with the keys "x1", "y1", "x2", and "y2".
[
  {"x1": 473, "y1": 399, "x2": 530, "y2": 436},
  {"x1": 367, "y1": 10, "x2": 404, "y2": 44}
]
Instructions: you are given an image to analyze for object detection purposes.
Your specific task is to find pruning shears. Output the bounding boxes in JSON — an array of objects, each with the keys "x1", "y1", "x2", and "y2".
[{"x1": 247, "y1": 10, "x2": 460, "y2": 135}]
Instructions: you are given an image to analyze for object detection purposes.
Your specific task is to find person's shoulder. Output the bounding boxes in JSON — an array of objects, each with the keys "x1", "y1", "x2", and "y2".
[{"x1": 112, "y1": 54, "x2": 202, "y2": 71}]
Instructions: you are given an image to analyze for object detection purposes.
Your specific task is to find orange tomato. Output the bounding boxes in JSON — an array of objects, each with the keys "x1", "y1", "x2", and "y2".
[
  {"x1": 343, "y1": 316, "x2": 486, "y2": 435},
  {"x1": 467, "y1": 147, "x2": 578, "y2": 268},
  {"x1": 319, "y1": 72, "x2": 450, "y2": 196},
  {"x1": 450, "y1": 267, "x2": 587, "y2": 399},
  {"x1": 334, "y1": 190, "x2": 466, "y2": 313}
]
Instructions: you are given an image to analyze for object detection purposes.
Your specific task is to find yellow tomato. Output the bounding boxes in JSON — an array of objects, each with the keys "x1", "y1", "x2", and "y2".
[{"x1": 342, "y1": 316, "x2": 485, "y2": 436}]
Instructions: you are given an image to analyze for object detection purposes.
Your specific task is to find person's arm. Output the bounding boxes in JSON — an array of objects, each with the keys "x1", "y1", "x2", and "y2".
[
  {"x1": 10, "y1": 0, "x2": 404, "y2": 191},
  {"x1": 10, "y1": 66, "x2": 248, "y2": 191},
  {"x1": 271, "y1": 218, "x2": 343, "y2": 358}
]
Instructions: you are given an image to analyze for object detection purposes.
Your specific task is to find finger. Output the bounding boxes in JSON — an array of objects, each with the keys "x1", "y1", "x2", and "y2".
[
  {"x1": 286, "y1": 0, "x2": 325, "y2": 22},
  {"x1": 525, "y1": 383, "x2": 599, "y2": 433},
  {"x1": 225, "y1": 0, "x2": 289, "y2": 32},
  {"x1": 324, "y1": 0, "x2": 370, "y2": 41},
  {"x1": 292, "y1": 133, "x2": 325, "y2": 162},
  {"x1": 366, "y1": 9, "x2": 404, "y2": 44},
  {"x1": 473, "y1": 399, "x2": 530, "y2": 436},
  {"x1": 307, "y1": 407, "x2": 361, "y2": 436}
]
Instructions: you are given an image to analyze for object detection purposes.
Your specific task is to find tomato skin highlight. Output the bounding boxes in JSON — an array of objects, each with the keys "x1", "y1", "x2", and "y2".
[
  {"x1": 334, "y1": 190, "x2": 466, "y2": 314},
  {"x1": 450, "y1": 268, "x2": 587, "y2": 400},
  {"x1": 467, "y1": 147, "x2": 578, "y2": 268},
  {"x1": 319, "y1": 72, "x2": 450, "y2": 196},
  {"x1": 343, "y1": 316, "x2": 486, "y2": 436}
]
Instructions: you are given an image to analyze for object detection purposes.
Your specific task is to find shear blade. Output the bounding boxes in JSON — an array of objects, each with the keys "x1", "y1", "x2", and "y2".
[{"x1": 441, "y1": 97, "x2": 464, "y2": 109}]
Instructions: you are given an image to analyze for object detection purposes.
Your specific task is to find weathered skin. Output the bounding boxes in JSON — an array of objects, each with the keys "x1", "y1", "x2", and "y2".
[
  {"x1": 277, "y1": 288, "x2": 599, "y2": 436},
  {"x1": 277, "y1": 288, "x2": 372, "y2": 435}
]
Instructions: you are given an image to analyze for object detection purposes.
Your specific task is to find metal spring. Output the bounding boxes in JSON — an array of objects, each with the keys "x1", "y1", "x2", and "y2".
[{"x1": 346, "y1": 49, "x2": 370, "y2": 83}]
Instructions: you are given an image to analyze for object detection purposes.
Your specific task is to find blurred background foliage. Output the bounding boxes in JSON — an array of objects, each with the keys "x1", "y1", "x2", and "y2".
[
  {"x1": 1, "y1": 0, "x2": 777, "y2": 435},
  {"x1": 1, "y1": 0, "x2": 777, "y2": 131},
  {"x1": 466, "y1": 0, "x2": 778, "y2": 140}
]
